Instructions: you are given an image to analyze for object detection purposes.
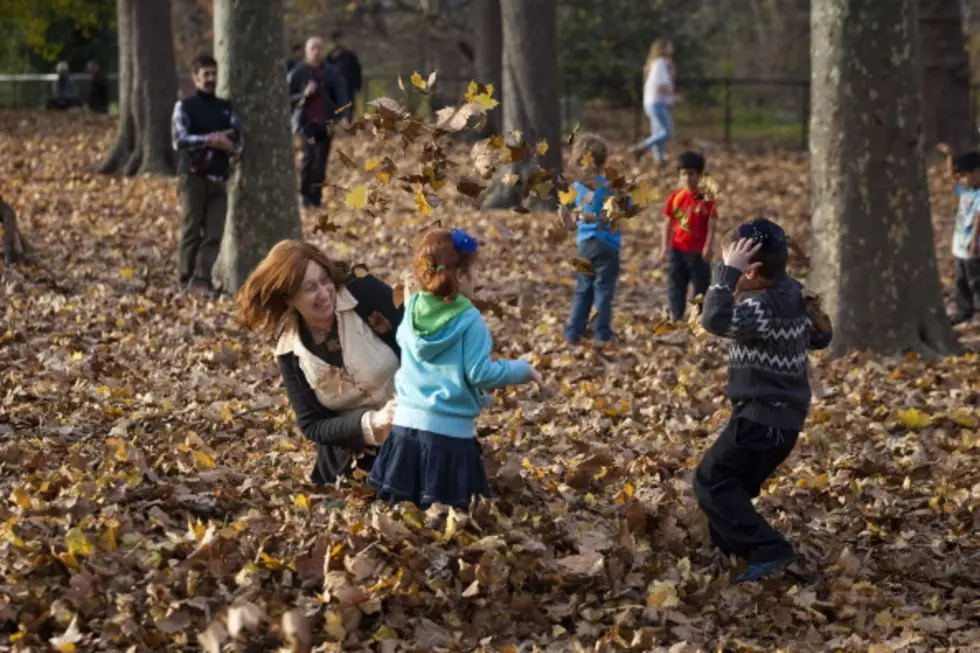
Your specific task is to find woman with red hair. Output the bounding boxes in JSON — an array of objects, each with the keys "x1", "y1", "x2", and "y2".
[{"x1": 237, "y1": 240, "x2": 402, "y2": 485}]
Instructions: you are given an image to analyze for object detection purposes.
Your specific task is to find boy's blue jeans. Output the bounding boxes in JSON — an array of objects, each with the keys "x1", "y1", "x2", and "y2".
[{"x1": 565, "y1": 238, "x2": 620, "y2": 342}]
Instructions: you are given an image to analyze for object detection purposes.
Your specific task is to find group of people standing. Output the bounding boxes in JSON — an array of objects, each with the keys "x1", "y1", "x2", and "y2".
[
  {"x1": 171, "y1": 34, "x2": 362, "y2": 295},
  {"x1": 46, "y1": 60, "x2": 109, "y2": 113}
]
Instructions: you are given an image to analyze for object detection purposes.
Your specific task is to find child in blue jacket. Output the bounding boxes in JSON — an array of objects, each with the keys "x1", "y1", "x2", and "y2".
[{"x1": 368, "y1": 228, "x2": 546, "y2": 508}]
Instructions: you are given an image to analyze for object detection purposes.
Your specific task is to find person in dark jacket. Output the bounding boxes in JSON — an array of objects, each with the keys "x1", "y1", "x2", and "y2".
[
  {"x1": 86, "y1": 61, "x2": 109, "y2": 114},
  {"x1": 286, "y1": 43, "x2": 303, "y2": 73},
  {"x1": 47, "y1": 61, "x2": 80, "y2": 110},
  {"x1": 287, "y1": 37, "x2": 352, "y2": 208},
  {"x1": 326, "y1": 30, "x2": 363, "y2": 113},
  {"x1": 171, "y1": 54, "x2": 244, "y2": 294},
  {"x1": 236, "y1": 240, "x2": 403, "y2": 486},
  {"x1": 695, "y1": 218, "x2": 833, "y2": 583}
]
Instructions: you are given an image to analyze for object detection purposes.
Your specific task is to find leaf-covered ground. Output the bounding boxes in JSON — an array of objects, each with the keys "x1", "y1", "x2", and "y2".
[{"x1": 1, "y1": 109, "x2": 978, "y2": 652}]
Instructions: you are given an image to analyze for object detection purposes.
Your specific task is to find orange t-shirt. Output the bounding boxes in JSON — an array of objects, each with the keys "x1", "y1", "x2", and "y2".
[{"x1": 662, "y1": 189, "x2": 717, "y2": 253}]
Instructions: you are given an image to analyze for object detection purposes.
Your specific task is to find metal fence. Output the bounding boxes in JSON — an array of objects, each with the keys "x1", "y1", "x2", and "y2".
[{"x1": 0, "y1": 72, "x2": 816, "y2": 149}]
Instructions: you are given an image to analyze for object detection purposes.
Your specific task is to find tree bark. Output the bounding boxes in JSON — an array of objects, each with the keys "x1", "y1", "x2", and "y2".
[
  {"x1": 810, "y1": 0, "x2": 960, "y2": 357},
  {"x1": 1, "y1": 198, "x2": 31, "y2": 265},
  {"x1": 212, "y1": 0, "x2": 302, "y2": 295},
  {"x1": 473, "y1": 0, "x2": 502, "y2": 135},
  {"x1": 483, "y1": 0, "x2": 562, "y2": 209},
  {"x1": 99, "y1": 0, "x2": 178, "y2": 177},
  {"x1": 919, "y1": 0, "x2": 974, "y2": 153}
]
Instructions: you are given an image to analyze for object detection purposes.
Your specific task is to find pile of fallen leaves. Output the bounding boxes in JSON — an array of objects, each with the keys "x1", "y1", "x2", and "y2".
[{"x1": 0, "y1": 89, "x2": 978, "y2": 653}]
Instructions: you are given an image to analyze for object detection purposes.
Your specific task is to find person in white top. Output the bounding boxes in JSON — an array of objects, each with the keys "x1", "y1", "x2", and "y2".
[{"x1": 631, "y1": 40, "x2": 675, "y2": 166}]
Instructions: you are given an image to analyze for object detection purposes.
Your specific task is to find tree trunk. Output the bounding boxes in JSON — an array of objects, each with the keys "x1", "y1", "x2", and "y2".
[
  {"x1": 473, "y1": 0, "x2": 502, "y2": 135},
  {"x1": 919, "y1": 0, "x2": 974, "y2": 153},
  {"x1": 809, "y1": 0, "x2": 960, "y2": 357},
  {"x1": 211, "y1": 0, "x2": 301, "y2": 295},
  {"x1": 483, "y1": 0, "x2": 562, "y2": 209},
  {"x1": 99, "y1": 0, "x2": 178, "y2": 177},
  {"x1": 1, "y1": 198, "x2": 31, "y2": 265}
]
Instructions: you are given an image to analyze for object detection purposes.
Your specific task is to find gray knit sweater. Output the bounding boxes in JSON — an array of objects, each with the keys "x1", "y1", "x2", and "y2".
[{"x1": 701, "y1": 264, "x2": 833, "y2": 431}]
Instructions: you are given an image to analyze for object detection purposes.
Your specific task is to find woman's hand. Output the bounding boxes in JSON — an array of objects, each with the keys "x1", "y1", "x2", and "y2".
[{"x1": 366, "y1": 399, "x2": 397, "y2": 446}]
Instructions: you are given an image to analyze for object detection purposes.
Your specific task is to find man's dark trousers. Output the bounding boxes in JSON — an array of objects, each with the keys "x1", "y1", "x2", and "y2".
[
  {"x1": 954, "y1": 257, "x2": 980, "y2": 319},
  {"x1": 178, "y1": 174, "x2": 226, "y2": 288},
  {"x1": 299, "y1": 126, "x2": 332, "y2": 208},
  {"x1": 692, "y1": 416, "x2": 798, "y2": 564}
]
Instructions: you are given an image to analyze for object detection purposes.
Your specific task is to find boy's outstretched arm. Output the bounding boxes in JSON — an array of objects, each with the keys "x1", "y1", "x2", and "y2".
[{"x1": 700, "y1": 264, "x2": 774, "y2": 339}]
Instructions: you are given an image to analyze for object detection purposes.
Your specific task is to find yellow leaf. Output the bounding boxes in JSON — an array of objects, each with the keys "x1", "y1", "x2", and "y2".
[
  {"x1": 949, "y1": 408, "x2": 978, "y2": 428},
  {"x1": 293, "y1": 494, "x2": 310, "y2": 511},
  {"x1": 65, "y1": 527, "x2": 94, "y2": 557},
  {"x1": 9, "y1": 632, "x2": 25, "y2": 642},
  {"x1": 345, "y1": 185, "x2": 369, "y2": 210},
  {"x1": 438, "y1": 507, "x2": 457, "y2": 543},
  {"x1": 57, "y1": 644, "x2": 77, "y2": 653},
  {"x1": 105, "y1": 438, "x2": 127, "y2": 460},
  {"x1": 365, "y1": 158, "x2": 380, "y2": 171},
  {"x1": 119, "y1": 267, "x2": 133, "y2": 280},
  {"x1": 371, "y1": 625, "x2": 397, "y2": 641},
  {"x1": 558, "y1": 188, "x2": 578, "y2": 206},
  {"x1": 897, "y1": 408, "x2": 932, "y2": 430},
  {"x1": 536, "y1": 140, "x2": 549, "y2": 155},
  {"x1": 70, "y1": 351, "x2": 83, "y2": 361},
  {"x1": 472, "y1": 93, "x2": 499, "y2": 111},
  {"x1": 623, "y1": 483, "x2": 635, "y2": 499},
  {"x1": 415, "y1": 189, "x2": 432, "y2": 217},
  {"x1": 98, "y1": 525, "x2": 117, "y2": 552},
  {"x1": 466, "y1": 80, "x2": 479, "y2": 98},
  {"x1": 11, "y1": 487, "x2": 33, "y2": 510},
  {"x1": 629, "y1": 181, "x2": 657, "y2": 208},
  {"x1": 410, "y1": 71, "x2": 426, "y2": 90},
  {"x1": 259, "y1": 552, "x2": 282, "y2": 569},
  {"x1": 191, "y1": 450, "x2": 216, "y2": 469},
  {"x1": 646, "y1": 581, "x2": 680, "y2": 610},
  {"x1": 324, "y1": 610, "x2": 346, "y2": 641}
]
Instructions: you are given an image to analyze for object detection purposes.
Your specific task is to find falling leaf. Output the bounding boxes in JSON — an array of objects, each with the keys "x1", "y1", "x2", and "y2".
[
  {"x1": 571, "y1": 257, "x2": 594, "y2": 276},
  {"x1": 119, "y1": 267, "x2": 133, "y2": 280},
  {"x1": 392, "y1": 283, "x2": 406, "y2": 308},
  {"x1": 415, "y1": 189, "x2": 433, "y2": 216},
  {"x1": 558, "y1": 187, "x2": 578, "y2": 206}
]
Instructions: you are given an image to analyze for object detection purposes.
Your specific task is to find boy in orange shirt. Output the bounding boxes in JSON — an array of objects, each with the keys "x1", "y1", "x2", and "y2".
[{"x1": 659, "y1": 151, "x2": 718, "y2": 320}]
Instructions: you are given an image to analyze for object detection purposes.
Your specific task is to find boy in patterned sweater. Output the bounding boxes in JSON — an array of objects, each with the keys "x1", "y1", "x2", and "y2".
[{"x1": 695, "y1": 218, "x2": 833, "y2": 582}]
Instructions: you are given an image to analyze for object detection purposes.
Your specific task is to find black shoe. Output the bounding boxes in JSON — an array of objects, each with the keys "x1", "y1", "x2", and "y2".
[{"x1": 735, "y1": 553, "x2": 795, "y2": 583}]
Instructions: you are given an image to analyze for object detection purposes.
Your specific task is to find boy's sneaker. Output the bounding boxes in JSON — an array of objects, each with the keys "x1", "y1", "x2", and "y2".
[{"x1": 735, "y1": 553, "x2": 795, "y2": 583}]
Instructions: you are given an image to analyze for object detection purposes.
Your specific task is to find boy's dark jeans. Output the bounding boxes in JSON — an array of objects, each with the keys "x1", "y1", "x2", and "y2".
[
  {"x1": 178, "y1": 174, "x2": 227, "y2": 288},
  {"x1": 564, "y1": 238, "x2": 620, "y2": 342},
  {"x1": 299, "y1": 125, "x2": 333, "y2": 207},
  {"x1": 954, "y1": 257, "x2": 980, "y2": 318},
  {"x1": 693, "y1": 416, "x2": 798, "y2": 564},
  {"x1": 668, "y1": 248, "x2": 711, "y2": 320}
]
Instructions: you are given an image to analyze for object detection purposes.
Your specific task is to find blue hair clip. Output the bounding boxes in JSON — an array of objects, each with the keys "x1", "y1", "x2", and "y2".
[{"x1": 451, "y1": 228, "x2": 479, "y2": 255}]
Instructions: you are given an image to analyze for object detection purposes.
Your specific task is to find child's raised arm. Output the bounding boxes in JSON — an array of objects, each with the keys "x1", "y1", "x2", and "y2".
[
  {"x1": 701, "y1": 240, "x2": 774, "y2": 339},
  {"x1": 462, "y1": 318, "x2": 532, "y2": 390}
]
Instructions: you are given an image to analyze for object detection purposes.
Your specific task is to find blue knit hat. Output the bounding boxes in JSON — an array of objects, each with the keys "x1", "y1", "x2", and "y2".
[{"x1": 734, "y1": 217, "x2": 788, "y2": 258}]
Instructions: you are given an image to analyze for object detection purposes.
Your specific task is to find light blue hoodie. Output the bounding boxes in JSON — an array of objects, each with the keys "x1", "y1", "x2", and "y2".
[{"x1": 393, "y1": 292, "x2": 532, "y2": 438}]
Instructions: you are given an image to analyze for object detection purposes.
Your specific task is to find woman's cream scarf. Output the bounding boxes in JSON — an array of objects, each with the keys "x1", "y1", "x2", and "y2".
[{"x1": 274, "y1": 287, "x2": 397, "y2": 413}]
